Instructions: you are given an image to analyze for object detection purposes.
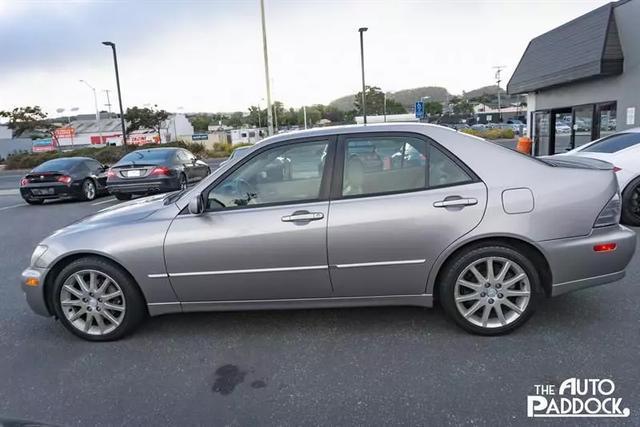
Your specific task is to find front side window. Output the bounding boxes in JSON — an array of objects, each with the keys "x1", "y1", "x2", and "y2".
[{"x1": 206, "y1": 140, "x2": 328, "y2": 210}]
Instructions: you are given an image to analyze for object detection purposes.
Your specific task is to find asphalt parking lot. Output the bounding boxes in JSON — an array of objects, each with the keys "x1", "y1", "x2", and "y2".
[{"x1": 0, "y1": 160, "x2": 638, "y2": 426}]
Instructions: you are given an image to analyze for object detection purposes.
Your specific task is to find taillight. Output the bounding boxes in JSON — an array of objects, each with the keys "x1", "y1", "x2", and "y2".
[
  {"x1": 57, "y1": 175, "x2": 72, "y2": 185},
  {"x1": 593, "y1": 192, "x2": 621, "y2": 228},
  {"x1": 150, "y1": 166, "x2": 171, "y2": 176},
  {"x1": 613, "y1": 166, "x2": 622, "y2": 173},
  {"x1": 20, "y1": 178, "x2": 29, "y2": 187},
  {"x1": 594, "y1": 243, "x2": 617, "y2": 252}
]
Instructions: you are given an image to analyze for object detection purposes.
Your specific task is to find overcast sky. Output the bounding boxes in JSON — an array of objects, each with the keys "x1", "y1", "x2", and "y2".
[{"x1": 0, "y1": 0, "x2": 610, "y2": 117}]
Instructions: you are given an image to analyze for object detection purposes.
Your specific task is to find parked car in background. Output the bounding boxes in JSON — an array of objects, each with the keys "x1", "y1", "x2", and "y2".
[
  {"x1": 555, "y1": 122, "x2": 572, "y2": 133},
  {"x1": 562, "y1": 127, "x2": 640, "y2": 225},
  {"x1": 220, "y1": 145, "x2": 251, "y2": 167},
  {"x1": 21, "y1": 124, "x2": 635, "y2": 341},
  {"x1": 106, "y1": 147, "x2": 210, "y2": 200},
  {"x1": 19, "y1": 157, "x2": 108, "y2": 204}
]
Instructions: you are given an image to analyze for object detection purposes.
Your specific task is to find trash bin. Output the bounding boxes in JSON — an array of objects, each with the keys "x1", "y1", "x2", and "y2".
[{"x1": 516, "y1": 137, "x2": 532, "y2": 155}]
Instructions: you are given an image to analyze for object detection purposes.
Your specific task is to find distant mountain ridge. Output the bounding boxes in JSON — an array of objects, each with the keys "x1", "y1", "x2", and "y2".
[{"x1": 329, "y1": 85, "x2": 510, "y2": 111}]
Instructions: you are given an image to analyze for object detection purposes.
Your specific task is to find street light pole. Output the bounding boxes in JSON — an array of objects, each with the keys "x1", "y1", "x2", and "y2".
[
  {"x1": 80, "y1": 79, "x2": 103, "y2": 144},
  {"x1": 103, "y1": 41, "x2": 127, "y2": 145},
  {"x1": 259, "y1": 0, "x2": 274, "y2": 136},
  {"x1": 358, "y1": 27, "x2": 368, "y2": 125},
  {"x1": 383, "y1": 92, "x2": 387, "y2": 122}
]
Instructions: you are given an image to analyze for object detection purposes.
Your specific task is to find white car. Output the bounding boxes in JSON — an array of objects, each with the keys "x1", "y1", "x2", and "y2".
[{"x1": 563, "y1": 127, "x2": 640, "y2": 225}]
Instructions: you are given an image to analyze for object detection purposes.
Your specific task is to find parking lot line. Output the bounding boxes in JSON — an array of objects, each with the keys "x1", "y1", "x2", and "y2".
[
  {"x1": 91, "y1": 197, "x2": 118, "y2": 206},
  {"x1": 0, "y1": 203, "x2": 27, "y2": 212},
  {"x1": 0, "y1": 189, "x2": 19, "y2": 196}
]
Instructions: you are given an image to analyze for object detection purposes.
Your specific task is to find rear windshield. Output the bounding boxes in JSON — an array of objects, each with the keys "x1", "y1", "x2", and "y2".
[
  {"x1": 118, "y1": 149, "x2": 174, "y2": 164},
  {"x1": 32, "y1": 158, "x2": 80, "y2": 172},
  {"x1": 582, "y1": 133, "x2": 640, "y2": 153}
]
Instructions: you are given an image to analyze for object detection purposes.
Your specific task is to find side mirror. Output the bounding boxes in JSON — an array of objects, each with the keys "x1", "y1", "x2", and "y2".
[{"x1": 188, "y1": 195, "x2": 204, "y2": 215}]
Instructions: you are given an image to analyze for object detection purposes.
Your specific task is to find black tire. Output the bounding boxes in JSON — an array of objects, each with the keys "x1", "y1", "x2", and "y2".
[
  {"x1": 179, "y1": 173, "x2": 188, "y2": 190},
  {"x1": 51, "y1": 256, "x2": 146, "y2": 341},
  {"x1": 621, "y1": 177, "x2": 640, "y2": 226},
  {"x1": 80, "y1": 179, "x2": 97, "y2": 201},
  {"x1": 206, "y1": 167, "x2": 211, "y2": 175},
  {"x1": 114, "y1": 193, "x2": 132, "y2": 201},
  {"x1": 24, "y1": 198, "x2": 44, "y2": 205},
  {"x1": 439, "y1": 243, "x2": 542, "y2": 335}
]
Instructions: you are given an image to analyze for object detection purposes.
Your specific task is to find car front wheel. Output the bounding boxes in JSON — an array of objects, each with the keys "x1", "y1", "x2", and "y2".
[
  {"x1": 80, "y1": 179, "x2": 96, "y2": 201},
  {"x1": 440, "y1": 244, "x2": 541, "y2": 335},
  {"x1": 51, "y1": 257, "x2": 146, "y2": 341}
]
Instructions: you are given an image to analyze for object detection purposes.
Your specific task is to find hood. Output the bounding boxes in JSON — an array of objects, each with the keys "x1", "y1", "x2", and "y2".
[
  {"x1": 539, "y1": 155, "x2": 613, "y2": 170},
  {"x1": 46, "y1": 193, "x2": 170, "y2": 239}
]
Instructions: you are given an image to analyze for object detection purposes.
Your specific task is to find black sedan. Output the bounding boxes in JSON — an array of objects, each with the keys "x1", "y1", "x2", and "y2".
[
  {"x1": 19, "y1": 157, "x2": 109, "y2": 205},
  {"x1": 106, "y1": 147, "x2": 210, "y2": 200}
]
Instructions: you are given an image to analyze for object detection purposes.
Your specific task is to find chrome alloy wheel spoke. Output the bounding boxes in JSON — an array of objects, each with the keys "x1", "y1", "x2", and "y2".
[
  {"x1": 454, "y1": 256, "x2": 531, "y2": 329},
  {"x1": 60, "y1": 270, "x2": 126, "y2": 336}
]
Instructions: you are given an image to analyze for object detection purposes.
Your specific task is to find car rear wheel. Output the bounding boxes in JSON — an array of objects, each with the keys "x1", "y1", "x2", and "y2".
[
  {"x1": 114, "y1": 193, "x2": 132, "y2": 201},
  {"x1": 440, "y1": 244, "x2": 541, "y2": 335},
  {"x1": 80, "y1": 179, "x2": 96, "y2": 201},
  {"x1": 180, "y1": 173, "x2": 188, "y2": 190},
  {"x1": 51, "y1": 257, "x2": 146, "y2": 341},
  {"x1": 621, "y1": 177, "x2": 640, "y2": 226}
]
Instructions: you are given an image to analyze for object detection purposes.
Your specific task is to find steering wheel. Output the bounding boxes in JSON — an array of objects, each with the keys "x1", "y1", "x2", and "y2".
[{"x1": 234, "y1": 178, "x2": 258, "y2": 205}]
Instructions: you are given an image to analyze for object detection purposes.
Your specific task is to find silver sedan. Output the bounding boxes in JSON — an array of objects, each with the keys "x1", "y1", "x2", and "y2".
[{"x1": 21, "y1": 124, "x2": 636, "y2": 341}]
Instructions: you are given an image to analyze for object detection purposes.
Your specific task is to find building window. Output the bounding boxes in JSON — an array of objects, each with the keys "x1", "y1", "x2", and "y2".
[{"x1": 597, "y1": 102, "x2": 617, "y2": 139}]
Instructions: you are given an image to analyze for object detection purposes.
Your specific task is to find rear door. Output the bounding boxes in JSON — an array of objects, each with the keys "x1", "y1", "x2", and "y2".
[{"x1": 327, "y1": 132, "x2": 487, "y2": 297}]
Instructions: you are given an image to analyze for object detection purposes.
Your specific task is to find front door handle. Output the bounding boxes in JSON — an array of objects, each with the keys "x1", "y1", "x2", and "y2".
[
  {"x1": 281, "y1": 211, "x2": 324, "y2": 222},
  {"x1": 433, "y1": 197, "x2": 478, "y2": 208}
]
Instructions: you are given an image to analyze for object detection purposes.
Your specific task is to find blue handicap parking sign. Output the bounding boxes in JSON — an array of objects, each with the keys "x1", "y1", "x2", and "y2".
[{"x1": 415, "y1": 101, "x2": 425, "y2": 119}]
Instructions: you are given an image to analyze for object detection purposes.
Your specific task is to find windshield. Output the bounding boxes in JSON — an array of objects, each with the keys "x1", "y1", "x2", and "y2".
[
  {"x1": 117, "y1": 149, "x2": 174, "y2": 165},
  {"x1": 32, "y1": 158, "x2": 80, "y2": 172},
  {"x1": 581, "y1": 132, "x2": 640, "y2": 153}
]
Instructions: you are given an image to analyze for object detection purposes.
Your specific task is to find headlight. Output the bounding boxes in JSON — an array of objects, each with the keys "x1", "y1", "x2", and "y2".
[
  {"x1": 594, "y1": 192, "x2": 621, "y2": 228},
  {"x1": 30, "y1": 245, "x2": 48, "y2": 268}
]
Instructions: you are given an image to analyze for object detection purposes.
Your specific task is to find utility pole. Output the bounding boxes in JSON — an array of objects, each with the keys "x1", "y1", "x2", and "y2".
[
  {"x1": 303, "y1": 105, "x2": 308, "y2": 129},
  {"x1": 260, "y1": 0, "x2": 274, "y2": 136},
  {"x1": 103, "y1": 89, "x2": 112, "y2": 115},
  {"x1": 493, "y1": 65, "x2": 505, "y2": 122},
  {"x1": 79, "y1": 80, "x2": 104, "y2": 144},
  {"x1": 358, "y1": 27, "x2": 368, "y2": 124},
  {"x1": 383, "y1": 92, "x2": 387, "y2": 122}
]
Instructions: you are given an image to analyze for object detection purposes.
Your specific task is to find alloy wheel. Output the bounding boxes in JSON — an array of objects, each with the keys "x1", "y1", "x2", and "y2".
[
  {"x1": 84, "y1": 180, "x2": 96, "y2": 200},
  {"x1": 454, "y1": 256, "x2": 531, "y2": 329},
  {"x1": 59, "y1": 269, "x2": 126, "y2": 336},
  {"x1": 180, "y1": 175, "x2": 188, "y2": 190}
]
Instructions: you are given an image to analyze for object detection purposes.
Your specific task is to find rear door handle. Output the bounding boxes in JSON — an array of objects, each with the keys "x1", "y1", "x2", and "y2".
[
  {"x1": 281, "y1": 211, "x2": 325, "y2": 222},
  {"x1": 433, "y1": 198, "x2": 478, "y2": 208}
]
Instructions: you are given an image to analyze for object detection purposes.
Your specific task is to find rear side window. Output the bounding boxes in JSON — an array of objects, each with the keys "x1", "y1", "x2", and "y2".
[
  {"x1": 582, "y1": 133, "x2": 640, "y2": 153},
  {"x1": 429, "y1": 145, "x2": 472, "y2": 187}
]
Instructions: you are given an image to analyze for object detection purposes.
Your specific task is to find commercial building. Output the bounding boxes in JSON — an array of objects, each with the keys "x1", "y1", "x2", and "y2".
[{"x1": 508, "y1": 0, "x2": 639, "y2": 155}]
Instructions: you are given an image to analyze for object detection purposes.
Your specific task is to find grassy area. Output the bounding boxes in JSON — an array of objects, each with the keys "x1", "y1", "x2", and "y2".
[
  {"x1": 460, "y1": 128, "x2": 515, "y2": 140},
  {"x1": 4, "y1": 140, "x2": 240, "y2": 170}
]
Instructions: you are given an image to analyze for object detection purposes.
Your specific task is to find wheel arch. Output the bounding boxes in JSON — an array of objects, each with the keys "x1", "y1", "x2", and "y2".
[
  {"x1": 429, "y1": 235, "x2": 553, "y2": 301},
  {"x1": 43, "y1": 252, "x2": 149, "y2": 316}
]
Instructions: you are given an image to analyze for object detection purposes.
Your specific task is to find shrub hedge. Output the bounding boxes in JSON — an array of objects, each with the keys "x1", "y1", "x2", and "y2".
[
  {"x1": 4, "y1": 141, "x2": 233, "y2": 170},
  {"x1": 460, "y1": 128, "x2": 515, "y2": 140}
]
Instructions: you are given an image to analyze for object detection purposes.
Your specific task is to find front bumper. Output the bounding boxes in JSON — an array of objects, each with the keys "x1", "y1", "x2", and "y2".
[
  {"x1": 21, "y1": 267, "x2": 51, "y2": 316},
  {"x1": 538, "y1": 225, "x2": 637, "y2": 296},
  {"x1": 107, "y1": 176, "x2": 179, "y2": 195}
]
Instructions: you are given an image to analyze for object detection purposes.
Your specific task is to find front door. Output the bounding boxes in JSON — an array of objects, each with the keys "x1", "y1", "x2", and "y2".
[
  {"x1": 327, "y1": 133, "x2": 487, "y2": 297},
  {"x1": 164, "y1": 138, "x2": 335, "y2": 302}
]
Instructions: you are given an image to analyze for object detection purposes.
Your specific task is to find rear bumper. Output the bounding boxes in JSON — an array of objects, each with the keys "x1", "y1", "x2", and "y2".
[
  {"x1": 107, "y1": 177, "x2": 179, "y2": 195},
  {"x1": 538, "y1": 225, "x2": 636, "y2": 296},
  {"x1": 20, "y1": 183, "x2": 82, "y2": 200}
]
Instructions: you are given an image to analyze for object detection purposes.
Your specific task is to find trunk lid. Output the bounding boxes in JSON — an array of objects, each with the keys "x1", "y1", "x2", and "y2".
[
  {"x1": 541, "y1": 155, "x2": 613, "y2": 170},
  {"x1": 25, "y1": 171, "x2": 67, "y2": 183}
]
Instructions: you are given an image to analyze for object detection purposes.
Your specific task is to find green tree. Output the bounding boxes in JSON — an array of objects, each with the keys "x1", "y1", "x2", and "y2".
[
  {"x1": 452, "y1": 99, "x2": 474, "y2": 115},
  {"x1": 354, "y1": 86, "x2": 407, "y2": 116},
  {"x1": 125, "y1": 106, "x2": 169, "y2": 140},
  {"x1": 0, "y1": 106, "x2": 55, "y2": 140},
  {"x1": 323, "y1": 105, "x2": 345, "y2": 123},
  {"x1": 424, "y1": 101, "x2": 442, "y2": 116},
  {"x1": 190, "y1": 114, "x2": 212, "y2": 132},
  {"x1": 224, "y1": 112, "x2": 244, "y2": 128},
  {"x1": 299, "y1": 106, "x2": 321, "y2": 126}
]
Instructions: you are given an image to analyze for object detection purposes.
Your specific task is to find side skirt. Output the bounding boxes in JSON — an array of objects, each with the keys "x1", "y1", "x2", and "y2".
[{"x1": 147, "y1": 294, "x2": 433, "y2": 316}]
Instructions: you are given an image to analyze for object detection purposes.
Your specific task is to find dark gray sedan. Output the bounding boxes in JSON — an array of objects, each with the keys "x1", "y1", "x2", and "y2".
[
  {"x1": 21, "y1": 124, "x2": 636, "y2": 341},
  {"x1": 107, "y1": 147, "x2": 210, "y2": 200}
]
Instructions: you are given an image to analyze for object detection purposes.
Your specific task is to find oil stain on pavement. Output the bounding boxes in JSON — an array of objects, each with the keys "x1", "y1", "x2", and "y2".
[{"x1": 212, "y1": 364, "x2": 247, "y2": 395}]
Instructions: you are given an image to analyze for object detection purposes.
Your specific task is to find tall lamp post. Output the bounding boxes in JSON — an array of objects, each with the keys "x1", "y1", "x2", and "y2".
[
  {"x1": 102, "y1": 41, "x2": 127, "y2": 145},
  {"x1": 259, "y1": 0, "x2": 274, "y2": 136},
  {"x1": 358, "y1": 27, "x2": 368, "y2": 124},
  {"x1": 79, "y1": 80, "x2": 104, "y2": 144}
]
